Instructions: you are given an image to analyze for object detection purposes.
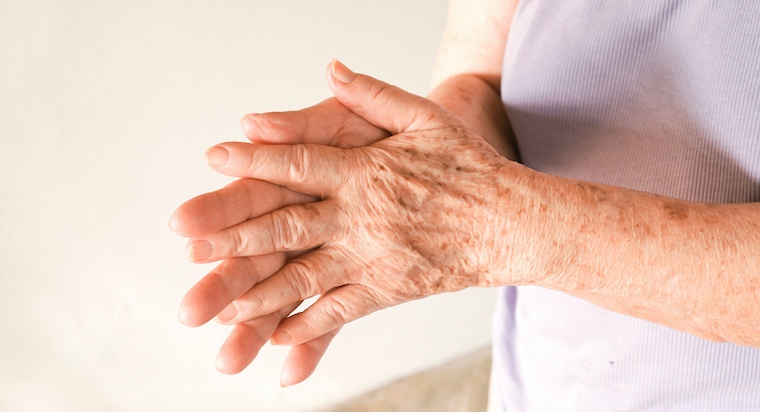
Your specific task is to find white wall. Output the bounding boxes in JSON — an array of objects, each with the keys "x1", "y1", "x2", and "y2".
[{"x1": 0, "y1": 1, "x2": 498, "y2": 411}]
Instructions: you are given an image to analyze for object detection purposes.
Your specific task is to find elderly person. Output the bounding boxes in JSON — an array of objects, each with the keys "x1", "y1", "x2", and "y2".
[{"x1": 171, "y1": 0, "x2": 760, "y2": 409}]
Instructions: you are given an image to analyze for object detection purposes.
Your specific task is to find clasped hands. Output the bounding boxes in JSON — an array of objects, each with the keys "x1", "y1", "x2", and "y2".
[{"x1": 170, "y1": 60, "x2": 520, "y2": 386}]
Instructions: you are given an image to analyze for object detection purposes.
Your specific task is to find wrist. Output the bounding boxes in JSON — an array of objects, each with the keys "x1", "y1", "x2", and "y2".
[
  {"x1": 479, "y1": 161, "x2": 555, "y2": 288},
  {"x1": 428, "y1": 74, "x2": 518, "y2": 160}
]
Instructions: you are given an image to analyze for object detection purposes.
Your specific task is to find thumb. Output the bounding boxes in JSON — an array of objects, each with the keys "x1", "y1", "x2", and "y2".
[{"x1": 326, "y1": 59, "x2": 445, "y2": 134}]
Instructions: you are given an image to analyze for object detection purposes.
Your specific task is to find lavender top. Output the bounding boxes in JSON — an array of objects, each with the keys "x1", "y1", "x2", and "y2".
[{"x1": 492, "y1": 1, "x2": 760, "y2": 410}]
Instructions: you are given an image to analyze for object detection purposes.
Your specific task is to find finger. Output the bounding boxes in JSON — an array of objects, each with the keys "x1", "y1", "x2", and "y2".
[
  {"x1": 271, "y1": 285, "x2": 381, "y2": 346},
  {"x1": 279, "y1": 326, "x2": 341, "y2": 387},
  {"x1": 326, "y1": 59, "x2": 449, "y2": 134},
  {"x1": 185, "y1": 201, "x2": 341, "y2": 263},
  {"x1": 178, "y1": 253, "x2": 286, "y2": 327},
  {"x1": 169, "y1": 178, "x2": 316, "y2": 238},
  {"x1": 241, "y1": 98, "x2": 389, "y2": 148},
  {"x1": 215, "y1": 302, "x2": 300, "y2": 375},
  {"x1": 216, "y1": 247, "x2": 350, "y2": 324},
  {"x1": 206, "y1": 142, "x2": 345, "y2": 197}
]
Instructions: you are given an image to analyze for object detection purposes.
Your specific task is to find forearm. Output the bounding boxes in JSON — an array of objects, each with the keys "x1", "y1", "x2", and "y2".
[
  {"x1": 494, "y1": 164, "x2": 760, "y2": 346},
  {"x1": 428, "y1": 0, "x2": 519, "y2": 159},
  {"x1": 428, "y1": 75, "x2": 518, "y2": 160}
]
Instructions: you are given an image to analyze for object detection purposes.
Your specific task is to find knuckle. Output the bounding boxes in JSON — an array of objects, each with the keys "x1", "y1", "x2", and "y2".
[
  {"x1": 208, "y1": 267, "x2": 233, "y2": 302},
  {"x1": 286, "y1": 145, "x2": 309, "y2": 185},
  {"x1": 282, "y1": 260, "x2": 318, "y2": 298},
  {"x1": 322, "y1": 296, "x2": 350, "y2": 326},
  {"x1": 249, "y1": 289, "x2": 265, "y2": 308},
  {"x1": 258, "y1": 113, "x2": 299, "y2": 142},
  {"x1": 241, "y1": 289, "x2": 265, "y2": 313},
  {"x1": 245, "y1": 148, "x2": 259, "y2": 176},
  {"x1": 229, "y1": 227, "x2": 250, "y2": 256},
  {"x1": 270, "y1": 209, "x2": 304, "y2": 250},
  {"x1": 216, "y1": 259, "x2": 247, "y2": 298},
  {"x1": 366, "y1": 80, "x2": 391, "y2": 107}
]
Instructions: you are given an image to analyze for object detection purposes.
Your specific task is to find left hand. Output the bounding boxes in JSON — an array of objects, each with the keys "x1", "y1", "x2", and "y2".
[
  {"x1": 171, "y1": 92, "x2": 389, "y2": 383},
  {"x1": 172, "y1": 178, "x2": 328, "y2": 380},
  {"x1": 185, "y1": 60, "x2": 522, "y2": 346}
]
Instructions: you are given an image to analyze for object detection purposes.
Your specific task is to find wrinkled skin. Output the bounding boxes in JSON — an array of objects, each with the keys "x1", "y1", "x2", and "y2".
[
  {"x1": 171, "y1": 60, "x2": 522, "y2": 383},
  {"x1": 171, "y1": 95, "x2": 389, "y2": 384},
  {"x1": 191, "y1": 125, "x2": 512, "y2": 342}
]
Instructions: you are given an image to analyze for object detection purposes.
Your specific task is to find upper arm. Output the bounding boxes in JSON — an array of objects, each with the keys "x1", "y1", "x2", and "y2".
[{"x1": 431, "y1": 0, "x2": 520, "y2": 92}]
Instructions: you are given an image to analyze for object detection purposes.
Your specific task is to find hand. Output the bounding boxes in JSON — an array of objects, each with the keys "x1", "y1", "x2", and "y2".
[
  {"x1": 186, "y1": 60, "x2": 517, "y2": 347},
  {"x1": 170, "y1": 94, "x2": 388, "y2": 384}
]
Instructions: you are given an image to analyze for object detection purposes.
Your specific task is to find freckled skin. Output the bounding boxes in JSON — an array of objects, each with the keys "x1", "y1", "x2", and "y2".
[
  {"x1": 327, "y1": 125, "x2": 516, "y2": 304},
  {"x1": 171, "y1": 4, "x2": 760, "y2": 382},
  {"x1": 663, "y1": 202, "x2": 690, "y2": 220},
  {"x1": 189, "y1": 68, "x2": 760, "y2": 350},
  {"x1": 302, "y1": 203, "x2": 320, "y2": 216},
  {"x1": 528, "y1": 171, "x2": 760, "y2": 346}
]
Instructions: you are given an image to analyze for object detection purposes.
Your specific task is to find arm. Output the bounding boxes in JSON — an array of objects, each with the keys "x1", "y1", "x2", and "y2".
[
  {"x1": 427, "y1": 0, "x2": 760, "y2": 345},
  {"x1": 190, "y1": 63, "x2": 760, "y2": 348},
  {"x1": 502, "y1": 169, "x2": 760, "y2": 345},
  {"x1": 428, "y1": 0, "x2": 519, "y2": 160}
]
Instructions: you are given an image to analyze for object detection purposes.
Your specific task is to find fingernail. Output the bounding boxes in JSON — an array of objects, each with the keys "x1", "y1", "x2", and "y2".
[
  {"x1": 186, "y1": 240, "x2": 213, "y2": 261},
  {"x1": 331, "y1": 58, "x2": 356, "y2": 84},
  {"x1": 215, "y1": 354, "x2": 229, "y2": 374},
  {"x1": 168, "y1": 213, "x2": 182, "y2": 233},
  {"x1": 215, "y1": 303, "x2": 237, "y2": 323},
  {"x1": 177, "y1": 307, "x2": 190, "y2": 325},
  {"x1": 280, "y1": 368, "x2": 294, "y2": 387},
  {"x1": 271, "y1": 330, "x2": 291, "y2": 345},
  {"x1": 215, "y1": 353, "x2": 236, "y2": 375},
  {"x1": 206, "y1": 146, "x2": 229, "y2": 167}
]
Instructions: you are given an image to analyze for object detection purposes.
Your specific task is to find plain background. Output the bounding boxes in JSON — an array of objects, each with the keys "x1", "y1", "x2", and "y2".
[{"x1": 0, "y1": 1, "x2": 498, "y2": 410}]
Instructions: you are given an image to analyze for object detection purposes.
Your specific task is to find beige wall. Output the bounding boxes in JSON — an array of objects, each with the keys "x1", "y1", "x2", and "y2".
[{"x1": 0, "y1": 1, "x2": 498, "y2": 410}]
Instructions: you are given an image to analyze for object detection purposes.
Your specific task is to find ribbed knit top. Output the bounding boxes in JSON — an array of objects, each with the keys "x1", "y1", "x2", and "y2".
[{"x1": 491, "y1": 1, "x2": 760, "y2": 410}]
